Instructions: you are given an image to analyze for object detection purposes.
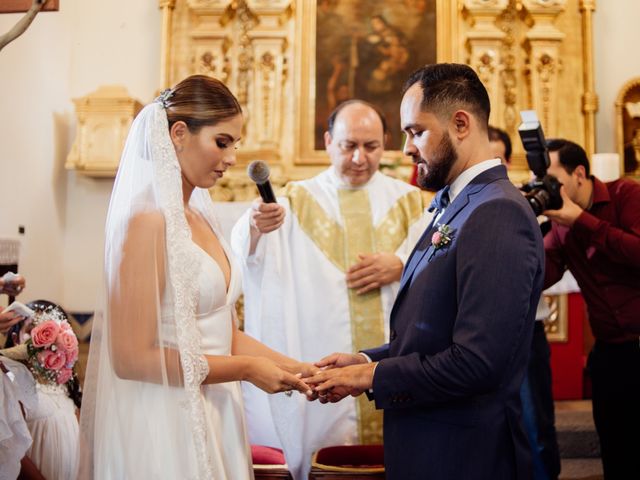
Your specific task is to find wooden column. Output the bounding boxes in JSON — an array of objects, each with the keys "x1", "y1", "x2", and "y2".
[
  {"x1": 580, "y1": 0, "x2": 598, "y2": 156},
  {"x1": 159, "y1": 0, "x2": 177, "y2": 89},
  {"x1": 463, "y1": 0, "x2": 509, "y2": 127}
]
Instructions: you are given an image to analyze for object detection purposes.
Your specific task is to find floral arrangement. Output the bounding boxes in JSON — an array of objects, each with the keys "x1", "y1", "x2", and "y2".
[
  {"x1": 23, "y1": 308, "x2": 79, "y2": 386},
  {"x1": 431, "y1": 223, "x2": 454, "y2": 251}
]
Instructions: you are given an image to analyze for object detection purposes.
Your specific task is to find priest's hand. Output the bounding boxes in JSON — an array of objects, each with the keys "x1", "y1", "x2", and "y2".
[
  {"x1": 302, "y1": 362, "x2": 376, "y2": 403},
  {"x1": 250, "y1": 198, "x2": 286, "y2": 234},
  {"x1": 346, "y1": 252, "x2": 403, "y2": 294}
]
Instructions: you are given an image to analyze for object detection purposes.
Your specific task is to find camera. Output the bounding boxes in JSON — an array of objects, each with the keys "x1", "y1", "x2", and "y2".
[{"x1": 518, "y1": 110, "x2": 563, "y2": 216}]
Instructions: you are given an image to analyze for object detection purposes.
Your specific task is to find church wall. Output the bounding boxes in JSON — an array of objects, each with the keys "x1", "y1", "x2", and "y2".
[
  {"x1": 0, "y1": 0, "x2": 160, "y2": 310},
  {"x1": 0, "y1": 1, "x2": 637, "y2": 311},
  {"x1": 593, "y1": 0, "x2": 640, "y2": 153}
]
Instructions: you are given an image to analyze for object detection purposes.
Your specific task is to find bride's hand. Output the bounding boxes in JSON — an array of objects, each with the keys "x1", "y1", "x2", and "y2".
[
  {"x1": 280, "y1": 361, "x2": 321, "y2": 378},
  {"x1": 245, "y1": 357, "x2": 313, "y2": 396}
]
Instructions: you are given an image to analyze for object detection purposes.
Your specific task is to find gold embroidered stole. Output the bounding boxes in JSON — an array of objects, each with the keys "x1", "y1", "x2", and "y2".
[
  {"x1": 283, "y1": 182, "x2": 423, "y2": 444},
  {"x1": 337, "y1": 188, "x2": 385, "y2": 444}
]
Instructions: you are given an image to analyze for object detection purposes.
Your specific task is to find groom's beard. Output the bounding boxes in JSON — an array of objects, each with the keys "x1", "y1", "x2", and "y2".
[{"x1": 417, "y1": 132, "x2": 458, "y2": 191}]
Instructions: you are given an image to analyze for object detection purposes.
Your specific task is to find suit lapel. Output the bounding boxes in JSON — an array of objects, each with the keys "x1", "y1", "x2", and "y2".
[
  {"x1": 394, "y1": 165, "x2": 508, "y2": 307},
  {"x1": 398, "y1": 187, "x2": 473, "y2": 291}
]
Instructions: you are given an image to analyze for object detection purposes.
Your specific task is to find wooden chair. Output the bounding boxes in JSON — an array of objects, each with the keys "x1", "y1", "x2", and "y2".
[
  {"x1": 308, "y1": 445, "x2": 385, "y2": 479},
  {"x1": 251, "y1": 445, "x2": 293, "y2": 480}
]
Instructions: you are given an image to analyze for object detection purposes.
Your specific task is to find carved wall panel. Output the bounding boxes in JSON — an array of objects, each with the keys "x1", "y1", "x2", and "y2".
[
  {"x1": 67, "y1": 1, "x2": 595, "y2": 187},
  {"x1": 462, "y1": 0, "x2": 593, "y2": 180}
]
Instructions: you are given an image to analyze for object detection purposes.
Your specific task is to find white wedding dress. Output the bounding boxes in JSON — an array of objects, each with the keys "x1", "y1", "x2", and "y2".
[
  {"x1": 81, "y1": 102, "x2": 255, "y2": 479},
  {"x1": 94, "y1": 237, "x2": 254, "y2": 480}
]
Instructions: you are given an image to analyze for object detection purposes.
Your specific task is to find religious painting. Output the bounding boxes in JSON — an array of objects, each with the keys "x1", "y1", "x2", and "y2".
[{"x1": 313, "y1": 0, "x2": 437, "y2": 151}]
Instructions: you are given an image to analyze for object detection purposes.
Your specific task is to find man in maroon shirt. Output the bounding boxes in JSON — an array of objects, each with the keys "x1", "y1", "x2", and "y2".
[{"x1": 543, "y1": 139, "x2": 640, "y2": 479}]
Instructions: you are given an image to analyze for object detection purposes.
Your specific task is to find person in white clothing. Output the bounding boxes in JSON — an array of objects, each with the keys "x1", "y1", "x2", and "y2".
[
  {"x1": 231, "y1": 100, "x2": 429, "y2": 480},
  {"x1": 79, "y1": 75, "x2": 317, "y2": 480}
]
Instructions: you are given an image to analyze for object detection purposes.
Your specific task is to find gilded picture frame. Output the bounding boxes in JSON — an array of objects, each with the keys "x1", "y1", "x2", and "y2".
[
  {"x1": 541, "y1": 294, "x2": 569, "y2": 343},
  {"x1": 294, "y1": 0, "x2": 457, "y2": 166},
  {"x1": 615, "y1": 77, "x2": 640, "y2": 178}
]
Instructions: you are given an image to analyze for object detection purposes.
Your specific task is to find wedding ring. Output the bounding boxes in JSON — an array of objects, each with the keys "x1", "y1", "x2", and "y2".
[{"x1": 284, "y1": 390, "x2": 293, "y2": 397}]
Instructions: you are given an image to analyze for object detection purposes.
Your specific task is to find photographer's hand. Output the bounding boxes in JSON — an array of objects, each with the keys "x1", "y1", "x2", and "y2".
[{"x1": 543, "y1": 186, "x2": 584, "y2": 227}]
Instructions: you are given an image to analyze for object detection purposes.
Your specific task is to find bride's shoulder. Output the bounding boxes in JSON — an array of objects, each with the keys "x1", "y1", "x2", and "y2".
[
  {"x1": 125, "y1": 210, "x2": 166, "y2": 242},
  {"x1": 129, "y1": 210, "x2": 165, "y2": 228}
]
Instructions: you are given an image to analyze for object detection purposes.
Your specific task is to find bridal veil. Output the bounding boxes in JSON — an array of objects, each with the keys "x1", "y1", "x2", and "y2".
[{"x1": 79, "y1": 95, "x2": 225, "y2": 479}]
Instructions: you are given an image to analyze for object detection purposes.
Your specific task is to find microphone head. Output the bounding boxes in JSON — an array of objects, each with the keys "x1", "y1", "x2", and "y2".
[{"x1": 247, "y1": 160, "x2": 271, "y2": 184}]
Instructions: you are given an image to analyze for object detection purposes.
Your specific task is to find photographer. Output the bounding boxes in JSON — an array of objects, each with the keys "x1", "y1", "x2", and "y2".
[{"x1": 543, "y1": 139, "x2": 640, "y2": 479}]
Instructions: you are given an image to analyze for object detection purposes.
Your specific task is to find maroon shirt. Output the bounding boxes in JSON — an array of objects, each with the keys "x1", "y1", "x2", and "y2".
[{"x1": 544, "y1": 176, "x2": 640, "y2": 343}]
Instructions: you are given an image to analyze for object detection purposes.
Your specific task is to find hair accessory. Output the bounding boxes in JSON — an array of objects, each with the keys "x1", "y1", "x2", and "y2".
[{"x1": 155, "y1": 88, "x2": 174, "y2": 109}]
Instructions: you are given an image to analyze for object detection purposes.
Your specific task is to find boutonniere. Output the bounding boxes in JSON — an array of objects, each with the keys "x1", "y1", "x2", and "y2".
[{"x1": 431, "y1": 223, "x2": 454, "y2": 250}]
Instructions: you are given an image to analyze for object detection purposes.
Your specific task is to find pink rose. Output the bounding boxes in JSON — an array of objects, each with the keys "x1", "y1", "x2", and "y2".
[
  {"x1": 56, "y1": 329, "x2": 78, "y2": 354},
  {"x1": 37, "y1": 349, "x2": 66, "y2": 371},
  {"x1": 65, "y1": 347, "x2": 79, "y2": 367},
  {"x1": 431, "y1": 232, "x2": 442, "y2": 246},
  {"x1": 56, "y1": 368, "x2": 73, "y2": 385},
  {"x1": 60, "y1": 320, "x2": 73, "y2": 332},
  {"x1": 31, "y1": 320, "x2": 60, "y2": 347}
]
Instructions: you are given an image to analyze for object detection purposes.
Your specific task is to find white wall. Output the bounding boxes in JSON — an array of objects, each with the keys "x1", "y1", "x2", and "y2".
[
  {"x1": 0, "y1": 0, "x2": 160, "y2": 310},
  {"x1": 0, "y1": 1, "x2": 637, "y2": 311},
  {"x1": 593, "y1": 0, "x2": 640, "y2": 153}
]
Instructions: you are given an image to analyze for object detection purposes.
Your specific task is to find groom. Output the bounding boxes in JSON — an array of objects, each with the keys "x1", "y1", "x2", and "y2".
[{"x1": 304, "y1": 63, "x2": 544, "y2": 479}]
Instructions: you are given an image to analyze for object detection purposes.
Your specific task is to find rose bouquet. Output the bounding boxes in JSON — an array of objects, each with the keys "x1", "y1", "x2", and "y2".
[{"x1": 23, "y1": 309, "x2": 79, "y2": 387}]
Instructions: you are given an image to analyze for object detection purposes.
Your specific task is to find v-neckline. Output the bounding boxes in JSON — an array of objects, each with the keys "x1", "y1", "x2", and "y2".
[
  {"x1": 192, "y1": 240, "x2": 232, "y2": 297},
  {"x1": 188, "y1": 209, "x2": 232, "y2": 296}
]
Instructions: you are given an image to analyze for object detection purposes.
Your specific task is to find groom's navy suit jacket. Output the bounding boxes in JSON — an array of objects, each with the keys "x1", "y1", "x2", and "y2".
[{"x1": 364, "y1": 165, "x2": 543, "y2": 480}]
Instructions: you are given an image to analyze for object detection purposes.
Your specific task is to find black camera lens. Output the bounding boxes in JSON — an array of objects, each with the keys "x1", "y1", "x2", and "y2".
[{"x1": 525, "y1": 188, "x2": 550, "y2": 217}]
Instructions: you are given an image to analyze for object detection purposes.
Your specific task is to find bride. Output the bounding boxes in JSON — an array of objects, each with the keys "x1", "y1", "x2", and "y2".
[{"x1": 79, "y1": 75, "x2": 315, "y2": 480}]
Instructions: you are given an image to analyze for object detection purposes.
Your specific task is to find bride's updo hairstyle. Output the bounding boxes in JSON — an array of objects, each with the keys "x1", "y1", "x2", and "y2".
[{"x1": 164, "y1": 75, "x2": 242, "y2": 133}]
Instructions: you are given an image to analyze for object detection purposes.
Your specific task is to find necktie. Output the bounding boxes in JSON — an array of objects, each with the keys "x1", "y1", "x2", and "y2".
[{"x1": 428, "y1": 185, "x2": 450, "y2": 214}]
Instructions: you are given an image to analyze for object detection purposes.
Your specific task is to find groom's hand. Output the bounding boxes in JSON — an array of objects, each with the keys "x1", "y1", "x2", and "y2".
[
  {"x1": 315, "y1": 352, "x2": 368, "y2": 370},
  {"x1": 302, "y1": 362, "x2": 376, "y2": 403}
]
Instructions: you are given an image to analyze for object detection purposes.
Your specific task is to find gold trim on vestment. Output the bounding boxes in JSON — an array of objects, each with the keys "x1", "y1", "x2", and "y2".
[
  {"x1": 283, "y1": 183, "x2": 346, "y2": 271},
  {"x1": 375, "y1": 190, "x2": 424, "y2": 255},
  {"x1": 338, "y1": 188, "x2": 385, "y2": 445}
]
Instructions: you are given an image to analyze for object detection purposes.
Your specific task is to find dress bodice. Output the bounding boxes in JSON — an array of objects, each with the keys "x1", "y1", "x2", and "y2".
[
  {"x1": 160, "y1": 228, "x2": 242, "y2": 356},
  {"x1": 193, "y1": 240, "x2": 242, "y2": 355}
]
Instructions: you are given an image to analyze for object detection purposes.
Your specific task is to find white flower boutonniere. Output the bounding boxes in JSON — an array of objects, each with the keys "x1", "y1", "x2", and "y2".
[{"x1": 431, "y1": 224, "x2": 454, "y2": 250}]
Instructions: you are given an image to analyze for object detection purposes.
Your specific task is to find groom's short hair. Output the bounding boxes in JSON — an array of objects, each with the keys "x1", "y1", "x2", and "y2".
[{"x1": 403, "y1": 63, "x2": 490, "y2": 130}]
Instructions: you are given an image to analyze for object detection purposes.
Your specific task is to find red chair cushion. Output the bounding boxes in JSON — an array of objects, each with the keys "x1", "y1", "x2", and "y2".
[
  {"x1": 314, "y1": 445, "x2": 384, "y2": 468},
  {"x1": 251, "y1": 445, "x2": 287, "y2": 465}
]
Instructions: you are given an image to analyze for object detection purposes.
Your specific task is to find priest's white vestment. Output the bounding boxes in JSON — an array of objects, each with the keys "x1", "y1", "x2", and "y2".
[{"x1": 231, "y1": 167, "x2": 429, "y2": 480}]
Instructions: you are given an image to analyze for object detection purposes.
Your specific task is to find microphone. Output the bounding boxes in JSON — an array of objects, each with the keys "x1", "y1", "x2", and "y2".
[{"x1": 247, "y1": 160, "x2": 277, "y2": 203}]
